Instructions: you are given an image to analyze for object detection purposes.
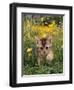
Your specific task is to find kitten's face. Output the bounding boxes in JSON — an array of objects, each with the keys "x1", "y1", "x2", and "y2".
[{"x1": 35, "y1": 36, "x2": 52, "y2": 56}]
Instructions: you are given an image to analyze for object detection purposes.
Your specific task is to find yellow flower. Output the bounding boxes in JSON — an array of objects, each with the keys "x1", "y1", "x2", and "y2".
[
  {"x1": 27, "y1": 48, "x2": 32, "y2": 53},
  {"x1": 27, "y1": 32, "x2": 30, "y2": 38},
  {"x1": 31, "y1": 23, "x2": 59, "y2": 38},
  {"x1": 26, "y1": 20, "x2": 31, "y2": 28},
  {"x1": 28, "y1": 53, "x2": 32, "y2": 57},
  {"x1": 41, "y1": 33, "x2": 47, "y2": 38},
  {"x1": 52, "y1": 31, "x2": 58, "y2": 36}
]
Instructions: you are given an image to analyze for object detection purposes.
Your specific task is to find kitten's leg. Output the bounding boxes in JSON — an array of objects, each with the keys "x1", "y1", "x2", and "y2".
[
  {"x1": 38, "y1": 57, "x2": 45, "y2": 66},
  {"x1": 38, "y1": 57, "x2": 41, "y2": 66},
  {"x1": 46, "y1": 50, "x2": 54, "y2": 64}
]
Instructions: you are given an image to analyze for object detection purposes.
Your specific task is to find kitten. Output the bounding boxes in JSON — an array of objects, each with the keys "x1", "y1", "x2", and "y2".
[{"x1": 35, "y1": 36, "x2": 54, "y2": 66}]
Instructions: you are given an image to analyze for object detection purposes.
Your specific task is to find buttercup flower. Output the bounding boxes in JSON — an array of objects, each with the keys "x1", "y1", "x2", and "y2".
[
  {"x1": 28, "y1": 53, "x2": 32, "y2": 57},
  {"x1": 27, "y1": 48, "x2": 32, "y2": 53},
  {"x1": 42, "y1": 33, "x2": 47, "y2": 38}
]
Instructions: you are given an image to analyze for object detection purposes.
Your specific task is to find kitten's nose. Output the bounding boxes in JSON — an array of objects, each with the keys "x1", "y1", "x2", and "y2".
[{"x1": 44, "y1": 51, "x2": 45, "y2": 54}]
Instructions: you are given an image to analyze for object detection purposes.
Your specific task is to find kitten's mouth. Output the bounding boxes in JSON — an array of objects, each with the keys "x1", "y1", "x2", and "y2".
[
  {"x1": 41, "y1": 53, "x2": 47, "y2": 57},
  {"x1": 44, "y1": 51, "x2": 45, "y2": 54}
]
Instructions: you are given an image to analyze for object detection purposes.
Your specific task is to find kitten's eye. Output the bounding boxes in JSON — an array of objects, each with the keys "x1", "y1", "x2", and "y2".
[
  {"x1": 40, "y1": 47, "x2": 43, "y2": 50},
  {"x1": 46, "y1": 47, "x2": 48, "y2": 49}
]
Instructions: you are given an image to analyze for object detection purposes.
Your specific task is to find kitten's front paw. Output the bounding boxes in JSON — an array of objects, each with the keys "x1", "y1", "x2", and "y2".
[{"x1": 46, "y1": 51, "x2": 54, "y2": 61}]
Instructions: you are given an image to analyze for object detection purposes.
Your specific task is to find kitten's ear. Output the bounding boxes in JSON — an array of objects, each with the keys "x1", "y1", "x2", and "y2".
[
  {"x1": 35, "y1": 36, "x2": 40, "y2": 44},
  {"x1": 47, "y1": 36, "x2": 52, "y2": 44}
]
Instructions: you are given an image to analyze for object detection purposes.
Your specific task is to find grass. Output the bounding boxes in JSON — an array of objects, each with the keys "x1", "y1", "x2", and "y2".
[
  {"x1": 23, "y1": 38, "x2": 63, "y2": 75},
  {"x1": 23, "y1": 60, "x2": 63, "y2": 75}
]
